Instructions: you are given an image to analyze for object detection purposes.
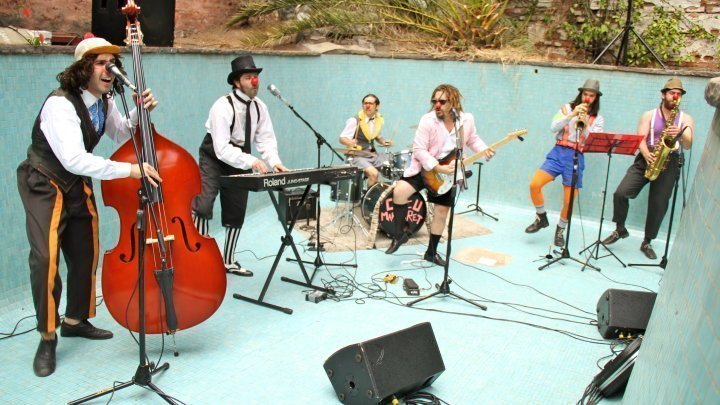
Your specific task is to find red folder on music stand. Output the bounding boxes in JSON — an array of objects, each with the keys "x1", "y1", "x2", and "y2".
[{"x1": 583, "y1": 132, "x2": 644, "y2": 155}]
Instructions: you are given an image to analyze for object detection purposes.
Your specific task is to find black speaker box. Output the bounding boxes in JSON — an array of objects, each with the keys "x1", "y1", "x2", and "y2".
[
  {"x1": 323, "y1": 322, "x2": 445, "y2": 405},
  {"x1": 277, "y1": 188, "x2": 317, "y2": 225},
  {"x1": 92, "y1": 0, "x2": 175, "y2": 47},
  {"x1": 596, "y1": 289, "x2": 657, "y2": 339},
  {"x1": 594, "y1": 336, "x2": 643, "y2": 397}
]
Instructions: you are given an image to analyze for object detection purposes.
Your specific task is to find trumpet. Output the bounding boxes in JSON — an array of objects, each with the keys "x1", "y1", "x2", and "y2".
[{"x1": 574, "y1": 97, "x2": 590, "y2": 130}]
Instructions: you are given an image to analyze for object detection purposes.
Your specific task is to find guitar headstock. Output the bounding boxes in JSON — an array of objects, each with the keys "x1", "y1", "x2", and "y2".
[{"x1": 508, "y1": 129, "x2": 528, "y2": 142}]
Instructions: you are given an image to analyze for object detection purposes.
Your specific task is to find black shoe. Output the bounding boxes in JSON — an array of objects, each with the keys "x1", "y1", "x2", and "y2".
[
  {"x1": 602, "y1": 228, "x2": 629, "y2": 245},
  {"x1": 640, "y1": 242, "x2": 657, "y2": 260},
  {"x1": 225, "y1": 262, "x2": 253, "y2": 277},
  {"x1": 60, "y1": 320, "x2": 113, "y2": 340},
  {"x1": 423, "y1": 251, "x2": 447, "y2": 267},
  {"x1": 385, "y1": 233, "x2": 409, "y2": 255},
  {"x1": 554, "y1": 226, "x2": 565, "y2": 248},
  {"x1": 525, "y1": 213, "x2": 549, "y2": 233},
  {"x1": 33, "y1": 337, "x2": 57, "y2": 377}
]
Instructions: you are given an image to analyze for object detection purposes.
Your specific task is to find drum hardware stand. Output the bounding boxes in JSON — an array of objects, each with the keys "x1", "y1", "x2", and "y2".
[
  {"x1": 407, "y1": 111, "x2": 487, "y2": 311},
  {"x1": 539, "y1": 124, "x2": 600, "y2": 272},
  {"x1": 70, "y1": 83, "x2": 176, "y2": 404},
  {"x1": 273, "y1": 93, "x2": 354, "y2": 281},
  {"x1": 628, "y1": 149, "x2": 684, "y2": 270},
  {"x1": 329, "y1": 179, "x2": 369, "y2": 238},
  {"x1": 458, "y1": 161, "x2": 498, "y2": 221}
]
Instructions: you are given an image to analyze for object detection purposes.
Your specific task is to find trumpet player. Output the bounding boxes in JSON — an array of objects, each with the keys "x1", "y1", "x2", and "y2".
[
  {"x1": 602, "y1": 78, "x2": 694, "y2": 260},
  {"x1": 525, "y1": 79, "x2": 604, "y2": 248}
]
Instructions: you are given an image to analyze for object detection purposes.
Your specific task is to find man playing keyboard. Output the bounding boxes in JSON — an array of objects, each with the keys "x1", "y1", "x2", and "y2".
[{"x1": 192, "y1": 55, "x2": 288, "y2": 277}]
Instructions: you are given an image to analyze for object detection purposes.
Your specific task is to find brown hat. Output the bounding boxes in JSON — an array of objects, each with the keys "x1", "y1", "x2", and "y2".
[
  {"x1": 662, "y1": 77, "x2": 686, "y2": 95},
  {"x1": 227, "y1": 55, "x2": 263, "y2": 85},
  {"x1": 578, "y1": 79, "x2": 602, "y2": 96}
]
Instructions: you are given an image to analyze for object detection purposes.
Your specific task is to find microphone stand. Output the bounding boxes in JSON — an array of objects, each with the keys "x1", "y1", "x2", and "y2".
[
  {"x1": 407, "y1": 111, "x2": 487, "y2": 311},
  {"x1": 539, "y1": 122, "x2": 600, "y2": 272},
  {"x1": 71, "y1": 82, "x2": 176, "y2": 404},
  {"x1": 273, "y1": 92, "x2": 355, "y2": 284}
]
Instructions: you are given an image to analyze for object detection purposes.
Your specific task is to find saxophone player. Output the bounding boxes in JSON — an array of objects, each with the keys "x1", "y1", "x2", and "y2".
[{"x1": 602, "y1": 78, "x2": 694, "y2": 259}]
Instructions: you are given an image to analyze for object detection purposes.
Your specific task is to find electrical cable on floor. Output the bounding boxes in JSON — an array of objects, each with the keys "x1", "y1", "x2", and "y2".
[{"x1": 404, "y1": 390, "x2": 450, "y2": 405}]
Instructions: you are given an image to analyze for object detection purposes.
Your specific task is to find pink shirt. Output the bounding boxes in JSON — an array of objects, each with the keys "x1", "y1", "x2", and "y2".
[{"x1": 404, "y1": 111, "x2": 488, "y2": 177}]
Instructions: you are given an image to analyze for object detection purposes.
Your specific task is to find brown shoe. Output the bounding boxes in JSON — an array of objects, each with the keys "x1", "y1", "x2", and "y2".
[
  {"x1": 554, "y1": 226, "x2": 565, "y2": 248},
  {"x1": 602, "y1": 228, "x2": 629, "y2": 245},
  {"x1": 525, "y1": 213, "x2": 549, "y2": 233},
  {"x1": 640, "y1": 242, "x2": 657, "y2": 260}
]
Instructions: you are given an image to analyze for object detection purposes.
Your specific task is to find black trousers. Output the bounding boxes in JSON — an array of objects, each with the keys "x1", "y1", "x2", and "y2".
[
  {"x1": 191, "y1": 146, "x2": 252, "y2": 229},
  {"x1": 17, "y1": 162, "x2": 99, "y2": 334},
  {"x1": 611, "y1": 153, "x2": 680, "y2": 241}
]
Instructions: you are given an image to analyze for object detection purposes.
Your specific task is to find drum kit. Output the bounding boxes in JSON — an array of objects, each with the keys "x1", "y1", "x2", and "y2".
[{"x1": 330, "y1": 146, "x2": 428, "y2": 240}]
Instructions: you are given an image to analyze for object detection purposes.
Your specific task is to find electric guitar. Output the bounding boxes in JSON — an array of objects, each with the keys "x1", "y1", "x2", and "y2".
[{"x1": 421, "y1": 129, "x2": 528, "y2": 195}]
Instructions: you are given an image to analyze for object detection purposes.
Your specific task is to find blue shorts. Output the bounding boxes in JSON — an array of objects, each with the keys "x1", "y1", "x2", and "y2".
[{"x1": 539, "y1": 145, "x2": 585, "y2": 188}]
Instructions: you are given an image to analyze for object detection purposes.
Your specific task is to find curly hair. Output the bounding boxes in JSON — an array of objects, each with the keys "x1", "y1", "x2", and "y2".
[
  {"x1": 56, "y1": 54, "x2": 124, "y2": 96},
  {"x1": 428, "y1": 84, "x2": 463, "y2": 113},
  {"x1": 570, "y1": 90, "x2": 600, "y2": 116}
]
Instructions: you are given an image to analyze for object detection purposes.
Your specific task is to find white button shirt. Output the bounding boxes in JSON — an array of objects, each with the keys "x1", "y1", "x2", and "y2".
[{"x1": 39, "y1": 90, "x2": 136, "y2": 180}]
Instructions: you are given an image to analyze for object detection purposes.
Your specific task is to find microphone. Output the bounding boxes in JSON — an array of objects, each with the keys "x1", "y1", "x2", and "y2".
[
  {"x1": 267, "y1": 84, "x2": 292, "y2": 108},
  {"x1": 450, "y1": 108, "x2": 459, "y2": 120},
  {"x1": 106, "y1": 62, "x2": 136, "y2": 91}
]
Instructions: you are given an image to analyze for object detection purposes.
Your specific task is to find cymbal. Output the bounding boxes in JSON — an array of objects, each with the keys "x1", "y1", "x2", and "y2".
[
  {"x1": 409, "y1": 124, "x2": 418, "y2": 129},
  {"x1": 335, "y1": 148, "x2": 374, "y2": 157}
]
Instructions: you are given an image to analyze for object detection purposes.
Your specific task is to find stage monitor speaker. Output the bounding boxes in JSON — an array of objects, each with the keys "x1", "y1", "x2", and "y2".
[
  {"x1": 323, "y1": 322, "x2": 445, "y2": 405},
  {"x1": 92, "y1": 0, "x2": 175, "y2": 47},
  {"x1": 596, "y1": 289, "x2": 657, "y2": 339}
]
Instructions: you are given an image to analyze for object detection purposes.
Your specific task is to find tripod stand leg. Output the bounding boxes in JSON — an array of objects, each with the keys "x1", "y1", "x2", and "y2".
[{"x1": 68, "y1": 362, "x2": 173, "y2": 404}]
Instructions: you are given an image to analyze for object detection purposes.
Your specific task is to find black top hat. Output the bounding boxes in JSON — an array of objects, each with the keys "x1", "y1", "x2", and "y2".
[{"x1": 227, "y1": 55, "x2": 263, "y2": 85}]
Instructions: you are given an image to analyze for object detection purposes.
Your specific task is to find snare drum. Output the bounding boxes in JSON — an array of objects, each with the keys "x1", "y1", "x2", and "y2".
[
  {"x1": 330, "y1": 170, "x2": 364, "y2": 202},
  {"x1": 361, "y1": 182, "x2": 427, "y2": 236}
]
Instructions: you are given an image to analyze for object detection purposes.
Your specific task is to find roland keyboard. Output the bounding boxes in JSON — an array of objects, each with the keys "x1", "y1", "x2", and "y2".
[{"x1": 220, "y1": 165, "x2": 358, "y2": 191}]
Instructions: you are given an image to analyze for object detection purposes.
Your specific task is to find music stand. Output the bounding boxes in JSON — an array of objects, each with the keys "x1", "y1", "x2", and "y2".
[
  {"x1": 579, "y1": 132, "x2": 643, "y2": 269},
  {"x1": 591, "y1": 0, "x2": 666, "y2": 68},
  {"x1": 457, "y1": 162, "x2": 498, "y2": 221}
]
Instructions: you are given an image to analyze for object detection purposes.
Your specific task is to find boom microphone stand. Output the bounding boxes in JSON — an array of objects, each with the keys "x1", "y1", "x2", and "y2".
[
  {"x1": 408, "y1": 109, "x2": 487, "y2": 311},
  {"x1": 592, "y1": 0, "x2": 666, "y2": 68},
  {"x1": 70, "y1": 83, "x2": 176, "y2": 404},
  {"x1": 265, "y1": 85, "x2": 354, "y2": 284}
]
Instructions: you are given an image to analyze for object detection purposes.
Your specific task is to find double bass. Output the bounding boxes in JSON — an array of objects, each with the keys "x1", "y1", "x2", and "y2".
[{"x1": 101, "y1": 1, "x2": 227, "y2": 334}]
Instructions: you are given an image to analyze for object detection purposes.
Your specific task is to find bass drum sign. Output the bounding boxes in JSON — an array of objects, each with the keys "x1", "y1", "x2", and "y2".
[{"x1": 361, "y1": 182, "x2": 427, "y2": 236}]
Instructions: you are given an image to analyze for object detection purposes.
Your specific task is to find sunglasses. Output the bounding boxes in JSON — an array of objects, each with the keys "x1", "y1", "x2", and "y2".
[{"x1": 431, "y1": 99, "x2": 449, "y2": 105}]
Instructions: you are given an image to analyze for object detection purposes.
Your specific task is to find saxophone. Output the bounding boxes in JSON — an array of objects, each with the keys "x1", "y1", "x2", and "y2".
[{"x1": 644, "y1": 96, "x2": 681, "y2": 181}]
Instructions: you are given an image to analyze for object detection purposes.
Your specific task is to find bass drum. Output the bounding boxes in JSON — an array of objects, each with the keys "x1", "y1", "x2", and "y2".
[{"x1": 361, "y1": 182, "x2": 427, "y2": 237}]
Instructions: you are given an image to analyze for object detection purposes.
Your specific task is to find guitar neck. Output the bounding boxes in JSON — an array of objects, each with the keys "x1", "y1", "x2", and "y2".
[{"x1": 462, "y1": 137, "x2": 516, "y2": 166}]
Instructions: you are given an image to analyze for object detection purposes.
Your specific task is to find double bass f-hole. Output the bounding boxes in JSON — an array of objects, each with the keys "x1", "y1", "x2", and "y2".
[{"x1": 101, "y1": 0, "x2": 226, "y2": 334}]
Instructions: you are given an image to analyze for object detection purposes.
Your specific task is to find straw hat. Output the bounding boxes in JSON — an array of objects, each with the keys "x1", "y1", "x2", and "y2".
[
  {"x1": 662, "y1": 77, "x2": 686, "y2": 95},
  {"x1": 74, "y1": 37, "x2": 121, "y2": 61}
]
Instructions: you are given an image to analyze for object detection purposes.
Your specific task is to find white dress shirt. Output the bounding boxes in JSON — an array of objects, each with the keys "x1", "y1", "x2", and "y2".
[
  {"x1": 206, "y1": 89, "x2": 282, "y2": 170},
  {"x1": 39, "y1": 89, "x2": 135, "y2": 180}
]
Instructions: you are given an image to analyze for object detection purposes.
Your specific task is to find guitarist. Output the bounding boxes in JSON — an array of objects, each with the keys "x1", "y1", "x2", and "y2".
[
  {"x1": 338, "y1": 94, "x2": 392, "y2": 188},
  {"x1": 524, "y1": 79, "x2": 604, "y2": 248},
  {"x1": 385, "y1": 84, "x2": 494, "y2": 265}
]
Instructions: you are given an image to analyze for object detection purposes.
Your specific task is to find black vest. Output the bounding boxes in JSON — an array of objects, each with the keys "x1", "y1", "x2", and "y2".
[{"x1": 27, "y1": 89, "x2": 107, "y2": 192}]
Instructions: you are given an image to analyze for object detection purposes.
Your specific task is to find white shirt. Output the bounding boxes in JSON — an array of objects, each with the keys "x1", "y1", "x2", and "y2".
[
  {"x1": 339, "y1": 116, "x2": 381, "y2": 140},
  {"x1": 206, "y1": 89, "x2": 282, "y2": 170},
  {"x1": 39, "y1": 89, "x2": 135, "y2": 180}
]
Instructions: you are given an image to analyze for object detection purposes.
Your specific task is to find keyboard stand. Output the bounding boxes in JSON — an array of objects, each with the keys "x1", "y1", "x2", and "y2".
[{"x1": 232, "y1": 185, "x2": 335, "y2": 314}]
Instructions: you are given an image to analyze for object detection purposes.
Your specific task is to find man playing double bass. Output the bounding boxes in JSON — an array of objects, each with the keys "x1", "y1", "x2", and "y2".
[
  {"x1": 16, "y1": 36, "x2": 161, "y2": 377},
  {"x1": 385, "y1": 84, "x2": 494, "y2": 265}
]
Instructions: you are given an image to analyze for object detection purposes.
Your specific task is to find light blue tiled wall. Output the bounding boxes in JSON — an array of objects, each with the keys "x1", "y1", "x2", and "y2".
[
  {"x1": 0, "y1": 51, "x2": 714, "y2": 313},
  {"x1": 623, "y1": 85, "x2": 719, "y2": 403}
]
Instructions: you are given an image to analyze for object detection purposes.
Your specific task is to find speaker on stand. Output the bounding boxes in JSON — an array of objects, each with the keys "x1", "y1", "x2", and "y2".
[{"x1": 92, "y1": 0, "x2": 175, "y2": 47}]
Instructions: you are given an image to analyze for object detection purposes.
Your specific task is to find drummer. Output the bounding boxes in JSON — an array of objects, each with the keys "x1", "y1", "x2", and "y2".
[{"x1": 339, "y1": 94, "x2": 392, "y2": 188}]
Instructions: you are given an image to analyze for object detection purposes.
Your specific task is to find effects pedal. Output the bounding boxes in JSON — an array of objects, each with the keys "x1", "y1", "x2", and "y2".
[
  {"x1": 403, "y1": 278, "x2": 419, "y2": 296},
  {"x1": 305, "y1": 291, "x2": 327, "y2": 303}
]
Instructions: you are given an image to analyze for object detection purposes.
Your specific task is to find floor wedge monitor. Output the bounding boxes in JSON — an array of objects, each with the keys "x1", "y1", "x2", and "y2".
[
  {"x1": 596, "y1": 289, "x2": 657, "y2": 339},
  {"x1": 323, "y1": 322, "x2": 445, "y2": 404}
]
